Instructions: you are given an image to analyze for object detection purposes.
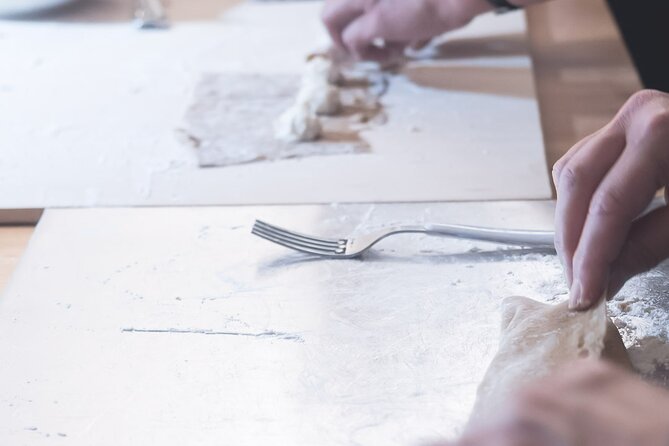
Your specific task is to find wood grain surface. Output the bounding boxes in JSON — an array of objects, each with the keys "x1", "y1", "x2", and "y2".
[
  {"x1": 0, "y1": 227, "x2": 33, "y2": 293},
  {"x1": 527, "y1": 0, "x2": 641, "y2": 170}
]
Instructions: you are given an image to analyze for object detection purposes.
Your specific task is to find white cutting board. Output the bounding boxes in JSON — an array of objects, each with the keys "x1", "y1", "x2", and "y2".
[
  {"x1": 0, "y1": 2, "x2": 550, "y2": 209},
  {"x1": 0, "y1": 202, "x2": 561, "y2": 445}
]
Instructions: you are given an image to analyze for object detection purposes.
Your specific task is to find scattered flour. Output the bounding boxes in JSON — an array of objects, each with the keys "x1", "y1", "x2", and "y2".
[{"x1": 607, "y1": 269, "x2": 669, "y2": 385}]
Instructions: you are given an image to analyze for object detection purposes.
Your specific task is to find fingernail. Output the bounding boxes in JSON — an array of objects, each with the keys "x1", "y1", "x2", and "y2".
[{"x1": 569, "y1": 280, "x2": 583, "y2": 310}]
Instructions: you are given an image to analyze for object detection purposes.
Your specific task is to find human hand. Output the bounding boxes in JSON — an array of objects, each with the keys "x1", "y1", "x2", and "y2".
[
  {"x1": 552, "y1": 89, "x2": 669, "y2": 310},
  {"x1": 454, "y1": 360, "x2": 669, "y2": 446},
  {"x1": 321, "y1": 0, "x2": 493, "y2": 62}
]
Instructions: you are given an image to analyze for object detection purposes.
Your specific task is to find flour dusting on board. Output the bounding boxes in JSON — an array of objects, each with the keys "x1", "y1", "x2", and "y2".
[
  {"x1": 311, "y1": 204, "x2": 669, "y2": 387},
  {"x1": 607, "y1": 267, "x2": 669, "y2": 385}
]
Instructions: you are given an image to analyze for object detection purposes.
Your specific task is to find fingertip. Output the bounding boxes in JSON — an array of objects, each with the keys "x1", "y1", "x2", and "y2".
[
  {"x1": 581, "y1": 287, "x2": 602, "y2": 310},
  {"x1": 567, "y1": 269, "x2": 609, "y2": 308},
  {"x1": 579, "y1": 295, "x2": 599, "y2": 311},
  {"x1": 342, "y1": 23, "x2": 402, "y2": 62},
  {"x1": 569, "y1": 277, "x2": 606, "y2": 311}
]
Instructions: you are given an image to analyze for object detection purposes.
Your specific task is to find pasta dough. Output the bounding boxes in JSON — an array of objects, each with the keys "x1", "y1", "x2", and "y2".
[
  {"x1": 273, "y1": 56, "x2": 342, "y2": 143},
  {"x1": 299, "y1": 57, "x2": 342, "y2": 116},
  {"x1": 467, "y1": 297, "x2": 630, "y2": 428},
  {"x1": 297, "y1": 82, "x2": 341, "y2": 116},
  {"x1": 273, "y1": 103, "x2": 322, "y2": 143}
]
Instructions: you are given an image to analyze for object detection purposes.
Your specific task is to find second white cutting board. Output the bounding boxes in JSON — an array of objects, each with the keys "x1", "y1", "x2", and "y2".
[{"x1": 0, "y1": 1, "x2": 551, "y2": 209}]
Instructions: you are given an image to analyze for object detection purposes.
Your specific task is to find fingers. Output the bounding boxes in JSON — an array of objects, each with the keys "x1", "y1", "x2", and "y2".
[
  {"x1": 544, "y1": 359, "x2": 622, "y2": 392},
  {"x1": 324, "y1": 0, "x2": 404, "y2": 61},
  {"x1": 458, "y1": 393, "x2": 568, "y2": 446},
  {"x1": 456, "y1": 360, "x2": 662, "y2": 446},
  {"x1": 553, "y1": 127, "x2": 626, "y2": 287},
  {"x1": 323, "y1": 0, "x2": 485, "y2": 62},
  {"x1": 607, "y1": 205, "x2": 669, "y2": 297},
  {"x1": 555, "y1": 90, "x2": 669, "y2": 310},
  {"x1": 321, "y1": 0, "x2": 370, "y2": 49},
  {"x1": 336, "y1": 0, "x2": 436, "y2": 61},
  {"x1": 340, "y1": 4, "x2": 406, "y2": 61},
  {"x1": 570, "y1": 143, "x2": 663, "y2": 310},
  {"x1": 552, "y1": 131, "x2": 600, "y2": 188}
]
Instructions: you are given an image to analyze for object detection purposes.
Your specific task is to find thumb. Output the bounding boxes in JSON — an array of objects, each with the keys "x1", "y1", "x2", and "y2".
[{"x1": 608, "y1": 204, "x2": 669, "y2": 298}]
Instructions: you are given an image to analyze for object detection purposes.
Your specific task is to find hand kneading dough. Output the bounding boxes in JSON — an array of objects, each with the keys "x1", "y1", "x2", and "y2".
[{"x1": 467, "y1": 297, "x2": 631, "y2": 429}]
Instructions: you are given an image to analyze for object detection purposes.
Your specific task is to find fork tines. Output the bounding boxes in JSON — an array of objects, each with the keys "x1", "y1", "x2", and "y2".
[{"x1": 252, "y1": 220, "x2": 347, "y2": 256}]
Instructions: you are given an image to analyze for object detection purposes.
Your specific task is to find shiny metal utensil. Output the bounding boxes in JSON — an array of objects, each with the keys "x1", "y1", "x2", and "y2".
[
  {"x1": 252, "y1": 220, "x2": 555, "y2": 259},
  {"x1": 134, "y1": 0, "x2": 168, "y2": 29}
]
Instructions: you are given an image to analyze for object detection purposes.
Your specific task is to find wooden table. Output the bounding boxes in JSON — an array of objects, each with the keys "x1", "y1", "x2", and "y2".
[
  {"x1": 0, "y1": 227, "x2": 33, "y2": 292},
  {"x1": 527, "y1": 0, "x2": 641, "y2": 169},
  {"x1": 0, "y1": 0, "x2": 641, "y2": 295}
]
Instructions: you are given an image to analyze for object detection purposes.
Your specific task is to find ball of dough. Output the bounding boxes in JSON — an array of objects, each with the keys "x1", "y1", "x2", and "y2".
[
  {"x1": 297, "y1": 82, "x2": 341, "y2": 116},
  {"x1": 273, "y1": 103, "x2": 322, "y2": 143},
  {"x1": 304, "y1": 56, "x2": 342, "y2": 85}
]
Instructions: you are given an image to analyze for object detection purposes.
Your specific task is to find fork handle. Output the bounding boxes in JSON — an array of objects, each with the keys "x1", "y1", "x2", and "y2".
[
  {"x1": 418, "y1": 196, "x2": 667, "y2": 248},
  {"x1": 421, "y1": 224, "x2": 555, "y2": 247}
]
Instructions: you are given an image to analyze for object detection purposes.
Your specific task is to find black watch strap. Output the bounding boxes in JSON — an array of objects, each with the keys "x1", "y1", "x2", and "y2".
[{"x1": 486, "y1": 0, "x2": 520, "y2": 13}]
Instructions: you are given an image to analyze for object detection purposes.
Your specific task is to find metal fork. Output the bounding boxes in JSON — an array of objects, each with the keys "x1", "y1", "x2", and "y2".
[{"x1": 252, "y1": 220, "x2": 555, "y2": 259}]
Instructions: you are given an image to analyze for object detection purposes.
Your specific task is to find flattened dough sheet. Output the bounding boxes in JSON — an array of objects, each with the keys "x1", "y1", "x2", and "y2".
[
  {"x1": 469, "y1": 297, "x2": 631, "y2": 428},
  {"x1": 181, "y1": 73, "x2": 371, "y2": 167}
]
